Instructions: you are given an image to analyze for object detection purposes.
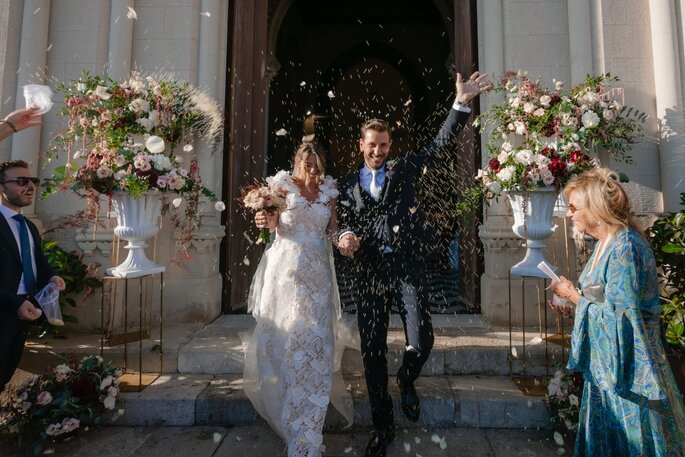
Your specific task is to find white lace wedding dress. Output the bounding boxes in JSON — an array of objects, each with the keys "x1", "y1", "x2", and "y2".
[{"x1": 243, "y1": 171, "x2": 354, "y2": 457}]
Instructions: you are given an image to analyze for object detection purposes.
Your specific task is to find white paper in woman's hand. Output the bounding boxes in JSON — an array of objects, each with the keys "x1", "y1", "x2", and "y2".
[
  {"x1": 537, "y1": 261, "x2": 561, "y2": 282},
  {"x1": 23, "y1": 84, "x2": 54, "y2": 114}
]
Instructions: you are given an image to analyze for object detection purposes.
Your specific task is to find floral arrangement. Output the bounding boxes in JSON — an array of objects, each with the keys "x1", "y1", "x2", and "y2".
[
  {"x1": 42, "y1": 70, "x2": 225, "y2": 247},
  {"x1": 239, "y1": 184, "x2": 288, "y2": 244},
  {"x1": 0, "y1": 355, "x2": 123, "y2": 456},
  {"x1": 474, "y1": 72, "x2": 645, "y2": 197},
  {"x1": 545, "y1": 366, "x2": 584, "y2": 440}
]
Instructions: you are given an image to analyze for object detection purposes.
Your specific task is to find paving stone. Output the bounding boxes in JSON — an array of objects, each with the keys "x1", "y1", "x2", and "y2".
[
  {"x1": 118, "y1": 374, "x2": 213, "y2": 426},
  {"x1": 212, "y1": 424, "x2": 286, "y2": 456},
  {"x1": 177, "y1": 332, "x2": 247, "y2": 374},
  {"x1": 195, "y1": 376, "x2": 257, "y2": 425},
  {"x1": 485, "y1": 428, "x2": 566, "y2": 457},
  {"x1": 129, "y1": 426, "x2": 229, "y2": 457}
]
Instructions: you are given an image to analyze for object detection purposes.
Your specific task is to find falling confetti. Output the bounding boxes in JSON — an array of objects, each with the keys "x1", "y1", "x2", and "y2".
[
  {"x1": 215, "y1": 201, "x2": 226, "y2": 211},
  {"x1": 553, "y1": 431, "x2": 564, "y2": 446},
  {"x1": 327, "y1": 90, "x2": 335, "y2": 98},
  {"x1": 201, "y1": 11, "x2": 211, "y2": 17},
  {"x1": 300, "y1": 81, "x2": 307, "y2": 86},
  {"x1": 275, "y1": 128, "x2": 288, "y2": 136},
  {"x1": 183, "y1": 144, "x2": 194, "y2": 152},
  {"x1": 529, "y1": 336, "x2": 543, "y2": 345},
  {"x1": 344, "y1": 447, "x2": 352, "y2": 454},
  {"x1": 212, "y1": 432, "x2": 222, "y2": 443},
  {"x1": 126, "y1": 6, "x2": 137, "y2": 20},
  {"x1": 511, "y1": 347, "x2": 518, "y2": 358},
  {"x1": 403, "y1": 442, "x2": 411, "y2": 453},
  {"x1": 172, "y1": 197, "x2": 183, "y2": 208},
  {"x1": 302, "y1": 134, "x2": 315, "y2": 142},
  {"x1": 404, "y1": 98, "x2": 412, "y2": 106}
]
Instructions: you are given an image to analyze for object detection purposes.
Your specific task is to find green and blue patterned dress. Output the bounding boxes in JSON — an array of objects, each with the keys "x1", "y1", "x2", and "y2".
[{"x1": 568, "y1": 227, "x2": 685, "y2": 456}]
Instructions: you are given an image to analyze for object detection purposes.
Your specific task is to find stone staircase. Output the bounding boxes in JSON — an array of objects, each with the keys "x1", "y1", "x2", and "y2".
[{"x1": 22, "y1": 314, "x2": 568, "y2": 430}]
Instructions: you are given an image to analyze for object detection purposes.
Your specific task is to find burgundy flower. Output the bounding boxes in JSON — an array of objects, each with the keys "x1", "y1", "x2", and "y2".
[
  {"x1": 548, "y1": 157, "x2": 567, "y2": 177},
  {"x1": 69, "y1": 377, "x2": 98, "y2": 403},
  {"x1": 549, "y1": 94, "x2": 561, "y2": 106},
  {"x1": 488, "y1": 158, "x2": 502, "y2": 174},
  {"x1": 570, "y1": 150, "x2": 588, "y2": 163}
]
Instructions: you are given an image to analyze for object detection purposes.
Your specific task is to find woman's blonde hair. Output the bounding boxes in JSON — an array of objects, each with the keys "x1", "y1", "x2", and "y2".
[
  {"x1": 563, "y1": 167, "x2": 641, "y2": 234},
  {"x1": 292, "y1": 142, "x2": 326, "y2": 184}
]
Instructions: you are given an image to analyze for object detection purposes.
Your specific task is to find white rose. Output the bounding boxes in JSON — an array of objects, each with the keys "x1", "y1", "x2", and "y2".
[
  {"x1": 523, "y1": 102, "x2": 535, "y2": 113},
  {"x1": 96, "y1": 166, "x2": 112, "y2": 179},
  {"x1": 515, "y1": 149, "x2": 533, "y2": 165},
  {"x1": 510, "y1": 97, "x2": 520, "y2": 108},
  {"x1": 497, "y1": 150, "x2": 509, "y2": 164},
  {"x1": 603, "y1": 109, "x2": 614, "y2": 120},
  {"x1": 113, "y1": 155, "x2": 127, "y2": 167},
  {"x1": 539, "y1": 95, "x2": 551, "y2": 107},
  {"x1": 145, "y1": 135, "x2": 166, "y2": 154},
  {"x1": 128, "y1": 98, "x2": 150, "y2": 113},
  {"x1": 496, "y1": 165, "x2": 516, "y2": 182},
  {"x1": 215, "y1": 201, "x2": 226, "y2": 211},
  {"x1": 533, "y1": 107, "x2": 545, "y2": 117},
  {"x1": 582, "y1": 110, "x2": 600, "y2": 128},
  {"x1": 113, "y1": 170, "x2": 129, "y2": 181},
  {"x1": 501, "y1": 141, "x2": 513, "y2": 152},
  {"x1": 75, "y1": 82, "x2": 86, "y2": 92},
  {"x1": 514, "y1": 121, "x2": 526, "y2": 135},
  {"x1": 93, "y1": 85, "x2": 111, "y2": 100},
  {"x1": 147, "y1": 110, "x2": 161, "y2": 127},
  {"x1": 136, "y1": 117, "x2": 155, "y2": 131}
]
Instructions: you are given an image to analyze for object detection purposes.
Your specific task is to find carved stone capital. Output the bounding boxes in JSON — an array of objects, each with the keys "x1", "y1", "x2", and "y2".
[{"x1": 75, "y1": 228, "x2": 115, "y2": 256}]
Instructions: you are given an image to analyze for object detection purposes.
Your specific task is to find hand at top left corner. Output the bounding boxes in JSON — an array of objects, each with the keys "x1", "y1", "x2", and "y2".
[
  {"x1": 50, "y1": 275, "x2": 66, "y2": 291},
  {"x1": 456, "y1": 71, "x2": 493, "y2": 105}
]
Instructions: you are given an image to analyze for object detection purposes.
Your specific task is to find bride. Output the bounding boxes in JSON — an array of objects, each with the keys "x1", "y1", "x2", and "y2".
[{"x1": 243, "y1": 142, "x2": 355, "y2": 456}]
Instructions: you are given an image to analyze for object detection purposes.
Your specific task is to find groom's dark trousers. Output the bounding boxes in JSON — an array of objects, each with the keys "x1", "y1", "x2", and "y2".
[{"x1": 338, "y1": 106, "x2": 470, "y2": 431}]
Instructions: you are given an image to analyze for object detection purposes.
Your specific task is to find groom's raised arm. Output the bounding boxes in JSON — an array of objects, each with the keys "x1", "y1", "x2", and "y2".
[{"x1": 419, "y1": 71, "x2": 492, "y2": 164}]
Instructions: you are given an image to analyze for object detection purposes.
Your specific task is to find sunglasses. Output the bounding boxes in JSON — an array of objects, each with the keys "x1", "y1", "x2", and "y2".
[
  {"x1": 0, "y1": 177, "x2": 40, "y2": 186},
  {"x1": 568, "y1": 203, "x2": 583, "y2": 214}
]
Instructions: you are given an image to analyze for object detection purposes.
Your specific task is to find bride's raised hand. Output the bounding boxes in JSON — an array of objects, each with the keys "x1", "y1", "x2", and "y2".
[{"x1": 255, "y1": 210, "x2": 278, "y2": 230}]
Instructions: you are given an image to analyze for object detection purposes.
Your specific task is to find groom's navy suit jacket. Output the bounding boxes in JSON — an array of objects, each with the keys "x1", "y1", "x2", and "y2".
[
  {"x1": 337, "y1": 108, "x2": 470, "y2": 266},
  {"x1": 0, "y1": 212, "x2": 55, "y2": 315}
]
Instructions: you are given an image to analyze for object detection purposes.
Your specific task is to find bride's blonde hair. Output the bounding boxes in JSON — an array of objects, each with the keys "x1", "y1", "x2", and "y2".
[{"x1": 292, "y1": 142, "x2": 326, "y2": 185}]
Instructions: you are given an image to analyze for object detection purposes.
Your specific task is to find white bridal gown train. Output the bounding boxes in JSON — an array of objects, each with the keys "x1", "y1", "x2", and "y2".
[{"x1": 243, "y1": 171, "x2": 355, "y2": 457}]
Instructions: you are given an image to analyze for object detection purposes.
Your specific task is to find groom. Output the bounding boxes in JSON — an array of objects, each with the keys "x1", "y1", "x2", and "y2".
[{"x1": 337, "y1": 71, "x2": 491, "y2": 457}]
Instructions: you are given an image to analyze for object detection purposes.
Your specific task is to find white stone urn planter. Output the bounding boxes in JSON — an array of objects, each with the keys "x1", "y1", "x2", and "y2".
[
  {"x1": 507, "y1": 187, "x2": 559, "y2": 277},
  {"x1": 107, "y1": 191, "x2": 166, "y2": 278}
]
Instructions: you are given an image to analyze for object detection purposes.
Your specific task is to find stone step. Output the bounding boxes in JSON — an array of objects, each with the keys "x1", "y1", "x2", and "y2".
[
  {"x1": 177, "y1": 315, "x2": 570, "y2": 377},
  {"x1": 117, "y1": 374, "x2": 550, "y2": 430}
]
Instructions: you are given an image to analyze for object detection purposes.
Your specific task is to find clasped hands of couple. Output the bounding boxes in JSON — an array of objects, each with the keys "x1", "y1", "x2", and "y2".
[
  {"x1": 16, "y1": 276, "x2": 66, "y2": 322},
  {"x1": 254, "y1": 70, "x2": 492, "y2": 259}
]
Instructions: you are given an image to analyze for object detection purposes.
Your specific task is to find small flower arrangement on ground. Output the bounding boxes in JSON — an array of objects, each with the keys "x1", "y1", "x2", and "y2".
[
  {"x1": 473, "y1": 72, "x2": 645, "y2": 198},
  {"x1": 239, "y1": 184, "x2": 288, "y2": 244},
  {"x1": 0, "y1": 355, "x2": 124, "y2": 456},
  {"x1": 42, "y1": 70, "x2": 225, "y2": 248},
  {"x1": 545, "y1": 366, "x2": 584, "y2": 442}
]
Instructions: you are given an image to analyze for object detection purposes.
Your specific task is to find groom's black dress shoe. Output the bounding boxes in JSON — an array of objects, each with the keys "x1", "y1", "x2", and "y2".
[
  {"x1": 365, "y1": 427, "x2": 396, "y2": 457},
  {"x1": 396, "y1": 372, "x2": 420, "y2": 422}
]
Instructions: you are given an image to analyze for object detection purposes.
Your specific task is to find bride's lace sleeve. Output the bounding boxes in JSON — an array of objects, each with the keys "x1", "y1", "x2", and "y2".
[
  {"x1": 265, "y1": 169, "x2": 292, "y2": 194},
  {"x1": 322, "y1": 176, "x2": 341, "y2": 244}
]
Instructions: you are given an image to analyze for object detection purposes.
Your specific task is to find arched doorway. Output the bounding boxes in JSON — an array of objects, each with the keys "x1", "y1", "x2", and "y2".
[{"x1": 258, "y1": 0, "x2": 482, "y2": 312}]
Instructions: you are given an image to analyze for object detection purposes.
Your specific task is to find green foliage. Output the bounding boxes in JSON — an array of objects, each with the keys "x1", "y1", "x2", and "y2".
[
  {"x1": 647, "y1": 193, "x2": 685, "y2": 353},
  {"x1": 40, "y1": 241, "x2": 101, "y2": 334}
]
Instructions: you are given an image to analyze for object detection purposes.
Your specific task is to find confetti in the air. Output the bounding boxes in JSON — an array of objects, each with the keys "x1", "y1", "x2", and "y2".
[
  {"x1": 300, "y1": 81, "x2": 306, "y2": 87},
  {"x1": 215, "y1": 201, "x2": 226, "y2": 211},
  {"x1": 275, "y1": 128, "x2": 288, "y2": 136},
  {"x1": 327, "y1": 90, "x2": 335, "y2": 98},
  {"x1": 201, "y1": 11, "x2": 211, "y2": 17},
  {"x1": 212, "y1": 432, "x2": 222, "y2": 443},
  {"x1": 126, "y1": 7, "x2": 137, "y2": 20}
]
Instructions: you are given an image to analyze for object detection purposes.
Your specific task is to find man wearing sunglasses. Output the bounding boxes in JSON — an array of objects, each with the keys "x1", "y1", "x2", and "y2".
[{"x1": 0, "y1": 160, "x2": 65, "y2": 393}]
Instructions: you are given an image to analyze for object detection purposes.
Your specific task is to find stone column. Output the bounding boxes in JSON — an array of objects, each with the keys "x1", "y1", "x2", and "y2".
[
  {"x1": 107, "y1": 0, "x2": 135, "y2": 80},
  {"x1": 11, "y1": 0, "x2": 51, "y2": 221},
  {"x1": 567, "y1": 0, "x2": 594, "y2": 85},
  {"x1": 648, "y1": 0, "x2": 685, "y2": 211}
]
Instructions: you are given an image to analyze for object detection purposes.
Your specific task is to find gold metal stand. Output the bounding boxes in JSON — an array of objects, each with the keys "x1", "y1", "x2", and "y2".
[
  {"x1": 100, "y1": 273, "x2": 164, "y2": 392},
  {"x1": 508, "y1": 273, "x2": 568, "y2": 396}
]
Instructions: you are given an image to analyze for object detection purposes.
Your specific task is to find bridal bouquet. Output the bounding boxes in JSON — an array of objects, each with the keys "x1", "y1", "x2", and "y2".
[
  {"x1": 42, "y1": 70, "x2": 225, "y2": 244},
  {"x1": 240, "y1": 184, "x2": 287, "y2": 244},
  {"x1": 0, "y1": 355, "x2": 123, "y2": 456},
  {"x1": 474, "y1": 72, "x2": 645, "y2": 197}
]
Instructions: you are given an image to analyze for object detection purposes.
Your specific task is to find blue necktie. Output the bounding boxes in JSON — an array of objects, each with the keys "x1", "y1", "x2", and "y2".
[{"x1": 13, "y1": 214, "x2": 36, "y2": 295}]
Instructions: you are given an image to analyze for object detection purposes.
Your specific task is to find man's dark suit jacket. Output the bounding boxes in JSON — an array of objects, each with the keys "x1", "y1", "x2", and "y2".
[
  {"x1": 337, "y1": 108, "x2": 470, "y2": 266},
  {"x1": 0, "y1": 212, "x2": 55, "y2": 315}
]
